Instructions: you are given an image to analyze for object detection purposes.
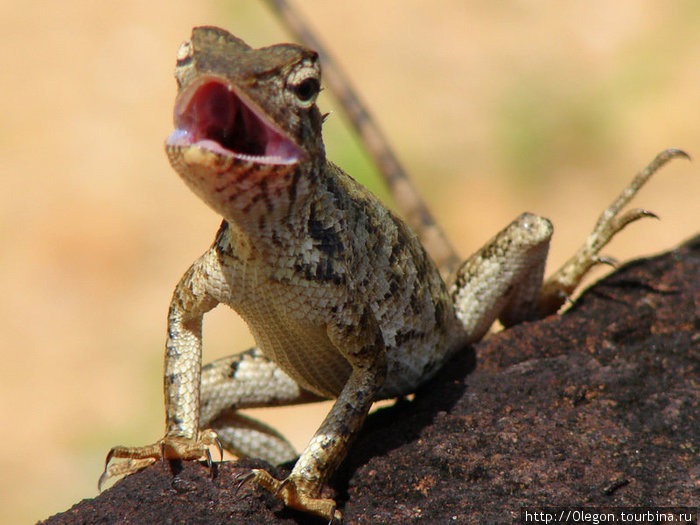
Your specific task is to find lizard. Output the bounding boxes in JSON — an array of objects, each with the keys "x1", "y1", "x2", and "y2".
[{"x1": 100, "y1": 26, "x2": 688, "y2": 523}]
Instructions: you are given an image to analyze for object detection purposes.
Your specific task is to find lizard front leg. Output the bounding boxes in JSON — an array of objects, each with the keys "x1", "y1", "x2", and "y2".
[
  {"x1": 101, "y1": 260, "x2": 330, "y2": 486},
  {"x1": 100, "y1": 257, "x2": 220, "y2": 487},
  {"x1": 245, "y1": 313, "x2": 387, "y2": 523}
]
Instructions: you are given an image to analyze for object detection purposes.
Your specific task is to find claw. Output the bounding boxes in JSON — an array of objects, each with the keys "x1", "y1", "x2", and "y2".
[
  {"x1": 657, "y1": 148, "x2": 691, "y2": 163},
  {"x1": 99, "y1": 445, "x2": 150, "y2": 491},
  {"x1": 98, "y1": 468, "x2": 109, "y2": 492},
  {"x1": 214, "y1": 435, "x2": 224, "y2": 462},
  {"x1": 610, "y1": 208, "x2": 659, "y2": 234},
  {"x1": 327, "y1": 505, "x2": 338, "y2": 525},
  {"x1": 621, "y1": 208, "x2": 659, "y2": 222},
  {"x1": 98, "y1": 456, "x2": 156, "y2": 491},
  {"x1": 104, "y1": 448, "x2": 115, "y2": 469},
  {"x1": 99, "y1": 448, "x2": 116, "y2": 491},
  {"x1": 274, "y1": 476, "x2": 291, "y2": 497},
  {"x1": 99, "y1": 431, "x2": 220, "y2": 491},
  {"x1": 198, "y1": 429, "x2": 222, "y2": 469},
  {"x1": 593, "y1": 255, "x2": 618, "y2": 268},
  {"x1": 233, "y1": 470, "x2": 256, "y2": 497},
  {"x1": 637, "y1": 209, "x2": 659, "y2": 220}
]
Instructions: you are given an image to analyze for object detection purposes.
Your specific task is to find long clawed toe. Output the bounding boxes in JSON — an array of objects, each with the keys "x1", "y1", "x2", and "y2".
[
  {"x1": 591, "y1": 208, "x2": 659, "y2": 252},
  {"x1": 98, "y1": 430, "x2": 222, "y2": 491},
  {"x1": 589, "y1": 148, "x2": 689, "y2": 253},
  {"x1": 233, "y1": 470, "x2": 256, "y2": 497},
  {"x1": 593, "y1": 255, "x2": 619, "y2": 269}
]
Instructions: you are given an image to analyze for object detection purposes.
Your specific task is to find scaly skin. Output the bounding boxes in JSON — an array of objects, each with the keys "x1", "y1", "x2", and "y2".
[{"x1": 101, "y1": 26, "x2": 688, "y2": 522}]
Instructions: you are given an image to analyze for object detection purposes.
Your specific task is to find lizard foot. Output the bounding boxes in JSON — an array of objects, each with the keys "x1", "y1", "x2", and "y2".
[
  {"x1": 538, "y1": 148, "x2": 690, "y2": 313},
  {"x1": 98, "y1": 430, "x2": 221, "y2": 490},
  {"x1": 241, "y1": 468, "x2": 342, "y2": 524}
]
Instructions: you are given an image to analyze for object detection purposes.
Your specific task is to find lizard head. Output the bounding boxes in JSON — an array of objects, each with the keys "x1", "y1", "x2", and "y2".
[{"x1": 165, "y1": 26, "x2": 324, "y2": 222}]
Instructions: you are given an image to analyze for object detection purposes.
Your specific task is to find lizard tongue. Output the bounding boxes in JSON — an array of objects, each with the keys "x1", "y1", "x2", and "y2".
[{"x1": 169, "y1": 78, "x2": 301, "y2": 165}]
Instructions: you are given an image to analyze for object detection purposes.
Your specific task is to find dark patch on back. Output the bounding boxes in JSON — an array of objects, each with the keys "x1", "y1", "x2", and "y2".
[
  {"x1": 294, "y1": 259, "x2": 345, "y2": 285},
  {"x1": 308, "y1": 203, "x2": 344, "y2": 257},
  {"x1": 388, "y1": 276, "x2": 401, "y2": 296},
  {"x1": 271, "y1": 229, "x2": 282, "y2": 247},
  {"x1": 409, "y1": 286, "x2": 424, "y2": 315},
  {"x1": 388, "y1": 239, "x2": 404, "y2": 265},
  {"x1": 395, "y1": 329, "x2": 418, "y2": 347}
]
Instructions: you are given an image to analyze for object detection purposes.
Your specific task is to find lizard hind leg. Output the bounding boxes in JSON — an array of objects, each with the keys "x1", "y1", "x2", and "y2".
[
  {"x1": 450, "y1": 212, "x2": 555, "y2": 340},
  {"x1": 198, "y1": 348, "x2": 326, "y2": 464},
  {"x1": 537, "y1": 148, "x2": 690, "y2": 315},
  {"x1": 209, "y1": 412, "x2": 298, "y2": 465}
]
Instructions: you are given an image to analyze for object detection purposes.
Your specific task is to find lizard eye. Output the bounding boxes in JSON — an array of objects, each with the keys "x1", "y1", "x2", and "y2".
[{"x1": 292, "y1": 77, "x2": 321, "y2": 104}]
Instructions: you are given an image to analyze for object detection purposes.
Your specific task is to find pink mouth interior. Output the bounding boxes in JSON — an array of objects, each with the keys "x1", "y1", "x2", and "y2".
[{"x1": 167, "y1": 79, "x2": 301, "y2": 164}]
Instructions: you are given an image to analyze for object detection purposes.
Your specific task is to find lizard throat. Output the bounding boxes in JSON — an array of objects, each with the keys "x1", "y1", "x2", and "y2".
[{"x1": 166, "y1": 76, "x2": 302, "y2": 165}]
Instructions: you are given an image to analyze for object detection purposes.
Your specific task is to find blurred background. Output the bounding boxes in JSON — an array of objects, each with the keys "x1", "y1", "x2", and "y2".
[{"x1": 1, "y1": 1, "x2": 698, "y2": 522}]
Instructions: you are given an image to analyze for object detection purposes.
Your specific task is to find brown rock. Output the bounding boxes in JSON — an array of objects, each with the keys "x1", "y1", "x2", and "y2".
[{"x1": 42, "y1": 235, "x2": 699, "y2": 524}]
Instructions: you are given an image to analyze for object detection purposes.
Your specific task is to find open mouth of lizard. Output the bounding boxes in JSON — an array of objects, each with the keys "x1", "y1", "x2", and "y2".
[{"x1": 166, "y1": 77, "x2": 302, "y2": 165}]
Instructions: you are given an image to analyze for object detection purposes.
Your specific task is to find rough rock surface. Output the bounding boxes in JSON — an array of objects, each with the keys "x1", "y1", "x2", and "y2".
[{"x1": 42, "y1": 235, "x2": 699, "y2": 524}]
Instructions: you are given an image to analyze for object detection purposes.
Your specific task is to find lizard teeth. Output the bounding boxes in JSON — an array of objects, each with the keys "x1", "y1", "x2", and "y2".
[
  {"x1": 233, "y1": 151, "x2": 298, "y2": 165},
  {"x1": 165, "y1": 132, "x2": 299, "y2": 166}
]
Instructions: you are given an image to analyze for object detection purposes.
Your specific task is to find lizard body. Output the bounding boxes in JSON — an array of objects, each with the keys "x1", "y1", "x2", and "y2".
[{"x1": 102, "y1": 26, "x2": 687, "y2": 522}]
